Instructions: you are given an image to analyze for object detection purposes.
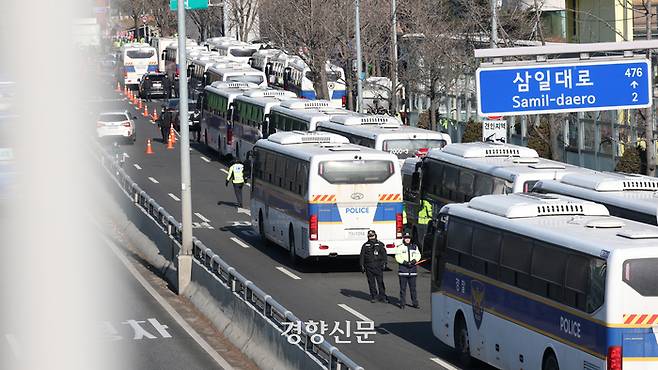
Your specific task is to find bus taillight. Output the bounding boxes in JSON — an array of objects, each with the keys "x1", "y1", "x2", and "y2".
[
  {"x1": 309, "y1": 214, "x2": 318, "y2": 240},
  {"x1": 396, "y1": 213, "x2": 403, "y2": 238},
  {"x1": 607, "y1": 346, "x2": 622, "y2": 370},
  {"x1": 341, "y1": 96, "x2": 346, "y2": 107},
  {"x1": 227, "y1": 127, "x2": 233, "y2": 145}
]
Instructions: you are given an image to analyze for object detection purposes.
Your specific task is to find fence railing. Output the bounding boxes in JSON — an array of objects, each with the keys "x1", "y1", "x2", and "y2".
[{"x1": 98, "y1": 146, "x2": 364, "y2": 370}]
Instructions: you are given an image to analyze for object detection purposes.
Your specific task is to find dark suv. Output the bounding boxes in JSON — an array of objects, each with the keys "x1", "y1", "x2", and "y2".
[
  {"x1": 138, "y1": 72, "x2": 169, "y2": 100},
  {"x1": 156, "y1": 99, "x2": 201, "y2": 142}
]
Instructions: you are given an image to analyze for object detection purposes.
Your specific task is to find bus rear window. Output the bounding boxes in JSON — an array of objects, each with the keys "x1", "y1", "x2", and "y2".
[
  {"x1": 126, "y1": 50, "x2": 155, "y2": 59},
  {"x1": 382, "y1": 139, "x2": 447, "y2": 159},
  {"x1": 318, "y1": 160, "x2": 394, "y2": 184},
  {"x1": 230, "y1": 48, "x2": 257, "y2": 57},
  {"x1": 623, "y1": 258, "x2": 658, "y2": 296},
  {"x1": 227, "y1": 74, "x2": 264, "y2": 85}
]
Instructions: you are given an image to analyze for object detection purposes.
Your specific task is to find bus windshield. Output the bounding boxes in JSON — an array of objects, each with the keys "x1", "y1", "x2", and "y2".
[
  {"x1": 230, "y1": 48, "x2": 257, "y2": 57},
  {"x1": 318, "y1": 160, "x2": 394, "y2": 184},
  {"x1": 382, "y1": 139, "x2": 447, "y2": 159},
  {"x1": 227, "y1": 74, "x2": 263, "y2": 85},
  {"x1": 126, "y1": 50, "x2": 155, "y2": 59},
  {"x1": 623, "y1": 258, "x2": 658, "y2": 296}
]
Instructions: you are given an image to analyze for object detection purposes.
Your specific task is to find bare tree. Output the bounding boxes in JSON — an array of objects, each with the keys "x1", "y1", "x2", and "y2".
[
  {"x1": 189, "y1": 7, "x2": 224, "y2": 40},
  {"x1": 144, "y1": 0, "x2": 177, "y2": 36},
  {"x1": 227, "y1": 0, "x2": 260, "y2": 41},
  {"x1": 118, "y1": 0, "x2": 147, "y2": 37}
]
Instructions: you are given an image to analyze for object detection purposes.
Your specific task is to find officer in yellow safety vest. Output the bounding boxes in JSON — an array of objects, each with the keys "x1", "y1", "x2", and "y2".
[
  {"x1": 418, "y1": 199, "x2": 432, "y2": 225},
  {"x1": 395, "y1": 232, "x2": 422, "y2": 309},
  {"x1": 225, "y1": 160, "x2": 246, "y2": 208}
]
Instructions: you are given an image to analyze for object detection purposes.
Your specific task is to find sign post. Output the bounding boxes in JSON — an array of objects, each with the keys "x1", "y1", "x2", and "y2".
[
  {"x1": 482, "y1": 119, "x2": 507, "y2": 143},
  {"x1": 477, "y1": 59, "x2": 652, "y2": 116}
]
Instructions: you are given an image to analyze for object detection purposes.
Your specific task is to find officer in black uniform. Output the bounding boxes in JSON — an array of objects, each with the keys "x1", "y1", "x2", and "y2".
[{"x1": 359, "y1": 230, "x2": 388, "y2": 303}]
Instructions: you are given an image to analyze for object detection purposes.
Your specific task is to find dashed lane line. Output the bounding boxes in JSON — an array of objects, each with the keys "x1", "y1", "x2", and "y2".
[
  {"x1": 337, "y1": 304, "x2": 373, "y2": 322},
  {"x1": 200, "y1": 156, "x2": 211, "y2": 163},
  {"x1": 168, "y1": 193, "x2": 180, "y2": 201},
  {"x1": 275, "y1": 267, "x2": 301, "y2": 280},
  {"x1": 220, "y1": 168, "x2": 228, "y2": 174},
  {"x1": 133, "y1": 163, "x2": 142, "y2": 170},
  {"x1": 194, "y1": 212, "x2": 210, "y2": 222},
  {"x1": 230, "y1": 237, "x2": 250, "y2": 249},
  {"x1": 148, "y1": 177, "x2": 159, "y2": 184},
  {"x1": 430, "y1": 357, "x2": 462, "y2": 370}
]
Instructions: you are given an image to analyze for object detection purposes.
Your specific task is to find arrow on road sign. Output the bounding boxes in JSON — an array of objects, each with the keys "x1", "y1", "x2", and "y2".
[{"x1": 631, "y1": 81, "x2": 639, "y2": 89}]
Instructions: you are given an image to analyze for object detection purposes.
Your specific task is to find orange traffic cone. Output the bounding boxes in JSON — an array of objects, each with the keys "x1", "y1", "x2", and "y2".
[
  {"x1": 169, "y1": 125, "x2": 176, "y2": 144},
  {"x1": 151, "y1": 108, "x2": 158, "y2": 121},
  {"x1": 116, "y1": 82, "x2": 121, "y2": 92},
  {"x1": 137, "y1": 98, "x2": 142, "y2": 109},
  {"x1": 167, "y1": 133, "x2": 175, "y2": 150},
  {"x1": 124, "y1": 86, "x2": 128, "y2": 96},
  {"x1": 145, "y1": 139, "x2": 154, "y2": 154},
  {"x1": 143, "y1": 104, "x2": 149, "y2": 117}
]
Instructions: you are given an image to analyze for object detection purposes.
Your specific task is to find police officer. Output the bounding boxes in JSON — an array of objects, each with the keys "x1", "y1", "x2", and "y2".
[
  {"x1": 359, "y1": 230, "x2": 388, "y2": 303},
  {"x1": 225, "y1": 160, "x2": 246, "y2": 207},
  {"x1": 395, "y1": 232, "x2": 421, "y2": 309}
]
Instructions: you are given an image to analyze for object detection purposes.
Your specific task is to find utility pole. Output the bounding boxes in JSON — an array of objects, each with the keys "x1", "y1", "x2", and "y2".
[
  {"x1": 355, "y1": 0, "x2": 364, "y2": 113},
  {"x1": 390, "y1": 0, "x2": 398, "y2": 117},
  {"x1": 176, "y1": 0, "x2": 194, "y2": 294},
  {"x1": 646, "y1": 0, "x2": 656, "y2": 176},
  {"x1": 490, "y1": 0, "x2": 498, "y2": 48}
]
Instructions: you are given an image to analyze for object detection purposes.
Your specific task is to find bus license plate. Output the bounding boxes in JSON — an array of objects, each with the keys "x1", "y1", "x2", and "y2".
[{"x1": 346, "y1": 230, "x2": 367, "y2": 239}]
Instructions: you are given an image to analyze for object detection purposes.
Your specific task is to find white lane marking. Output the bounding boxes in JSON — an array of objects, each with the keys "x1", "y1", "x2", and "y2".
[
  {"x1": 194, "y1": 212, "x2": 210, "y2": 222},
  {"x1": 220, "y1": 168, "x2": 228, "y2": 174},
  {"x1": 148, "y1": 177, "x2": 159, "y2": 184},
  {"x1": 276, "y1": 266, "x2": 301, "y2": 280},
  {"x1": 123, "y1": 152, "x2": 130, "y2": 158},
  {"x1": 230, "y1": 237, "x2": 250, "y2": 249},
  {"x1": 245, "y1": 183, "x2": 251, "y2": 187},
  {"x1": 133, "y1": 163, "x2": 142, "y2": 170},
  {"x1": 200, "y1": 156, "x2": 211, "y2": 163},
  {"x1": 237, "y1": 208, "x2": 251, "y2": 216},
  {"x1": 5, "y1": 334, "x2": 21, "y2": 358},
  {"x1": 101, "y1": 235, "x2": 235, "y2": 370},
  {"x1": 430, "y1": 357, "x2": 462, "y2": 370},
  {"x1": 168, "y1": 193, "x2": 180, "y2": 201},
  {"x1": 337, "y1": 304, "x2": 373, "y2": 322}
]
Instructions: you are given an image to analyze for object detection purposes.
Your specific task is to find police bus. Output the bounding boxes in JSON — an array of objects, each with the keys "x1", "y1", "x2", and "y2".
[
  {"x1": 212, "y1": 41, "x2": 258, "y2": 64},
  {"x1": 284, "y1": 56, "x2": 347, "y2": 107},
  {"x1": 431, "y1": 192, "x2": 658, "y2": 370},
  {"x1": 403, "y1": 142, "x2": 584, "y2": 254},
  {"x1": 119, "y1": 43, "x2": 158, "y2": 87},
  {"x1": 266, "y1": 98, "x2": 350, "y2": 138},
  {"x1": 206, "y1": 65, "x2": 267, "y2": 88},
  {"x1": 231, "y1": 88, "x2": 297, "y2": 161},
  {"x1": 316, "y1": 114, "x2": 451, "y2": 164},
  {"x1": 200, "y1": 81, "x2": 258, "y2": 157},
  {"x1": 249, "y1": 48, "x2": 282, "y2": 85},
  {"x1": 251, "y1": 131, "x2": 403, "y2": 263}
]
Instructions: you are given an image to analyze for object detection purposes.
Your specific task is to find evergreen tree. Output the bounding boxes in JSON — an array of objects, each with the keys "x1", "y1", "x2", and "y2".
[{"x1": 461, "y1": 120, "x2": 482, "y2": 143}]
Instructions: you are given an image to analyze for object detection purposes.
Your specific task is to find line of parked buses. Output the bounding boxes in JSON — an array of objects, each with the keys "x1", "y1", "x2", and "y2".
[{"x1": 117, "y1": 37, "x2": 658, "y2": 370}]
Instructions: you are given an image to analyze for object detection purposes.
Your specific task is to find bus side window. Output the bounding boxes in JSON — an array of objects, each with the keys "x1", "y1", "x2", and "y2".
[
  {"x1": 473, "y1": 174, "x2": 493, "y2": 197},
  {"x1": 274, "y1": 154, "x2": 285, "y2": 188},
  {"x1": 531, "y1": 242, "x2": 568, "y2": 301},
  {"x1": 265, "y1": 152, "x2": 276, "y2": 184},
  {"x1": 458, "y1": 170, "x2": 475, "y2": 202},
  {"x1": 285, "y1": 158, "x2": 297, "y2": 192},
  {"x1": 564, "y1": 255, "x2": 589, "y2": 311},
  {"x1": 443, "y1": 165, "x2": 459, "y2": 200},
  {"x1": 500, "y1": 233, "x2": 533, "y2": 289},
  {"x1": 472, "y1": 226, "x2": 501, "y2": 279},
  {"x1": 492, "y1": 178, "x2": 506, "y2": 194},
  {"x1": 297, "y1": 163, "x2": 309, "y2": 196}
]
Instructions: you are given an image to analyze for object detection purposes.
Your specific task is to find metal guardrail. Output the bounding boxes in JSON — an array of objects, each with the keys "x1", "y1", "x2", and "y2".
[{"x1": 98, "y1": 146, "x2": 364, "y2": 370}]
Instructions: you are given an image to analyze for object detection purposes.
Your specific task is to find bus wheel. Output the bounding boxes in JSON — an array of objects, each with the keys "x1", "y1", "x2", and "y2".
[
  {"x1": 542, "y1": 350, "x2": 559, "y2": 370},
  {"x1": 288, "y1": 227, "x2": 299, "y2": 266},
  {"x1": 454, "y1": 314, "x2": 472, "y2": 367}
]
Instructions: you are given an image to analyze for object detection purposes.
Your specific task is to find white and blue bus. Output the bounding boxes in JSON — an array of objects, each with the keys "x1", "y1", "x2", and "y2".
[
  {"x1": 266, "y1": 98, "x2": 350, "y2": 139},
  {"x1": 403, "y1": 142, "x2": 585, "y2": 254},
  {"x1": 432, "y1": 192, "x2": 658, "y2": 370},
  {"x1": 200, "y1": 81, "x2": 258, "y2": 157},
  {"x1": 284, "y1": 56, "x2": 347, "y2": 107},
  {"x1": 316, "y1": 113, "x2": 451, "y2": 164},
  {"x1": 231, "y1": 88, "x2": 297, "y2": 161},
  {"x1": 533, "y1": 171, "x2": 658, "y2": 226},
  {"x1": 206, "y1": 65, "x2": 267, "y2": 88},
  {"x1": 251, "y1": 131, "x2": 403, "y2": 263},
  {"x1": 119, "y1": 43, "x2": 158, "y2": 87}
]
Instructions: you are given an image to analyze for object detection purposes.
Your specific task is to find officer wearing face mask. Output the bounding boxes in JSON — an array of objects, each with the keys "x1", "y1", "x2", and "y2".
[{"x1": 359, "y1": 230, "x2": 388, "y2": 303}]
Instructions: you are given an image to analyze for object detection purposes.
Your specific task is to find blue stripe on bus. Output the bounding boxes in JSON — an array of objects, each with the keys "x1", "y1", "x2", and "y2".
[
  {"x1": 309, "y1": 203, "x2": 341, "y2": 223},
  {"x1": 298, "y1": 90, "x2": 346, "y2": 100},
  {"x1": 442, "y1": 266, "x2": 658, "y2": 359},
  {"x1": 331, "y1": 90, "x2": 346, "y2": 99},
  {"x1": 125, "y1": 66, "x2": 135, "y2": 72},
  {"x1": 373, "y1": 202, "x2": 402, "y2": 222},
  {"x1": 148, "y1": 65, "x2": 158, "y2": 72}
]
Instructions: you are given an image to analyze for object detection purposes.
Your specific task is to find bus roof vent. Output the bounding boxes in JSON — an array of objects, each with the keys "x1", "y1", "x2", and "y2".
[
  {"x1": 617, "y1": 230, "x2": 658, "y2": 239},
  {"x1": 442, "y1": 142, "x2": 539, "y2": 159},
  {"x1": 267, "y1": 131, "x2": 349, "y2": 145},
  {"x1": 244, "y1": 89, "x2": 297, "y2": 98},
  {"x1": 280, "y1": 99, "x2": 333, "y2": 110},
  {"x1": 330, "y1": 114, "x2": 401, "y2": 127},
  {"x1": 585, "y1": 219, "x2": 625, "y2": 229},
  {"x1": 560, "y1": 172, "x2": 658, "y2": 192},
  {"x1": 209, "y1": 81, "x2": 257, "y2": 90},
  {"x1": 528, "y1": 163, "x2": 566, "y2": 169},
  {"x1": 468, "y1": 193, "x2": 609, "y2": 219}
]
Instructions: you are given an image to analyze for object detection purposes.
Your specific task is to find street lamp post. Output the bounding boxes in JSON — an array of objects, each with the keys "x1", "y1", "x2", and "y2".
[{"x1": 355, "y1": 0, "x2": 364, "y2": 113}]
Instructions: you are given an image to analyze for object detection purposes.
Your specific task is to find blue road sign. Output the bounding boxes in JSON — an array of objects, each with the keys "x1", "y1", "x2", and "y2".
[{"x1": 476, "y1": 59, "x2": 652, "y2": 116}]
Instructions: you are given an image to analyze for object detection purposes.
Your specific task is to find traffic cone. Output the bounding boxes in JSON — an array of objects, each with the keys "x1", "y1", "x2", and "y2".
[
  {"x1": 151, "y1": 108, "x2": 158, "y2": 121},
  {"x1": 167, "y1": 133, "x2": 175, "y2": 150},
  {"x1": 145, "y1": 139, "x2": 154, "y2": 154},
  {"x1": 116, "y1": 82, "x2": 121, "y2": 92},
  {"x1": 169, "y1": 125, "x2": 176, "y2": 144},
  {"x1": 143, "y1": 104, "x2": 149, "y2": 117},
  {"x1": 124, "y1": 86, "x2": 128, "y2": 96}
]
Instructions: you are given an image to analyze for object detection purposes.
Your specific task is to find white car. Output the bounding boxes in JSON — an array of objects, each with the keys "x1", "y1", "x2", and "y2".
[{"x1": 96, "y1": 111, "x2": 136, "y2": 144}]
